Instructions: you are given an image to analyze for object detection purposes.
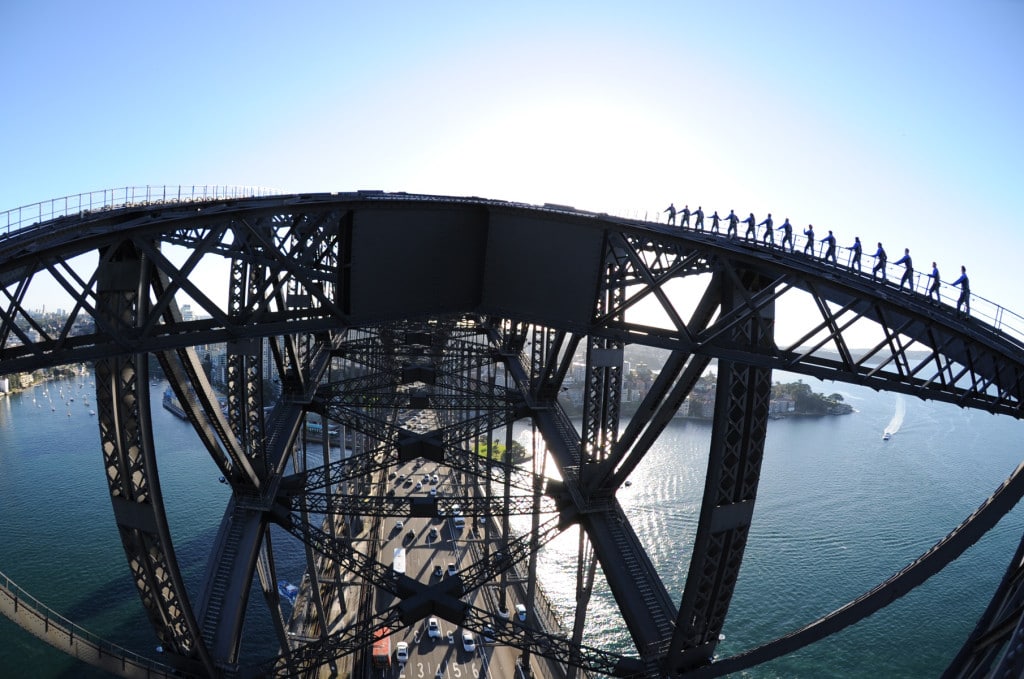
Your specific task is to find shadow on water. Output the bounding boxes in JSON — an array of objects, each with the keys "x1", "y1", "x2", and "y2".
[
  {"x1": 62, "y1": 523, "x2": 221, "y2": 623},
  {"x1": 32, "y1": 523, "x2": 225, "y2": 679}
]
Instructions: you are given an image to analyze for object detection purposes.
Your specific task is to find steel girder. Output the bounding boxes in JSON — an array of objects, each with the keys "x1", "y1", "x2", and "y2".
[
  {"x1": 4, "y1": 193, "x2": 1024, "y2": 677},
  {"x1": 944, "y1": 527, "x2": 1024, "y2": 678},
  {"x1": 1, "y1": 199, "x2": 1021, "y2": 422},
  {"x1": 297, "y1": 489, "x2": 554, "y2": 517},
  {"x1": 0, "y1": 195, "x2": 1019, "y2": 409}
]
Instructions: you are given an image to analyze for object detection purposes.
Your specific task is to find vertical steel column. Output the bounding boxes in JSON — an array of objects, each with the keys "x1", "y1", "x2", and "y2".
[
  {"x1": 295, "y1": 418, "x2": 332, "y2": 654},
  {"x1": 581, "y1": 237, "x2": 625, "y2": 468},
  {"x1": 226, "y1": 254, "x2": 266, "y2": 478},
  {"x1": 94, "y1": 241, "x2": 214, "y2": 677},
  {"x1": 667, "y1": 270, "x2": 775, "y2": 673},
  {"x1": 254, "y1": 527, "x2": 290, "y2": 654},
  {"x1": 497, "y1": 378, "x2": 515, "y2": 618},
  {"x1": 566, "y1": 531, "x2": 597, "y2": 679},
  {"x1": 519, "y1": 421, "x2": 546, "y2": 677},
  {"x1": 569, "y1": 234, "x2": 626, "y2": 666},
  {"x1": 580, "y1": 336, "x2": 622, "y2": 467}
]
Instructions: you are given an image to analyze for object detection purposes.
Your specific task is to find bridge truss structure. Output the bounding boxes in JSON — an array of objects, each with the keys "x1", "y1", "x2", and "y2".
[{"x1": 2, "y1": 190, "x2": 1024, "y2": 677}]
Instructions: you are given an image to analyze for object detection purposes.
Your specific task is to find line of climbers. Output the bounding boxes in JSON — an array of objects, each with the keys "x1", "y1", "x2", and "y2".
[{"x1": 663, "y1": 202, "x2": 971, "y2": 317}]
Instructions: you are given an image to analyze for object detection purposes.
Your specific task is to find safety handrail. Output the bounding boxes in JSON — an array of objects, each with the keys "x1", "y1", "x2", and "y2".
[
  {"x1": 0, "y1": 569, "x2": 178, "y2": 676},
  {"x1": 0, "y1": 185, "x2": 280, "y2": 236},
  {"x1": 645, "y1": 208, "x2": 1024, "y2": 349}
]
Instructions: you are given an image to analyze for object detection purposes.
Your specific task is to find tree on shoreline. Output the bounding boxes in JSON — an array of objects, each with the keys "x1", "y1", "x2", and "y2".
[
  {"x1": 772, "y1": 380, "x2": 850, "y2": 415},
  {"x1": 476, "y1": 439, "x2": 528, "y2": 463}
]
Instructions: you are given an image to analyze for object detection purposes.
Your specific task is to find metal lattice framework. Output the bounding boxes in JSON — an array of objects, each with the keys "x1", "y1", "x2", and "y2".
[{"x1": 1, "y1": 191, "x2": 1024, "y2": 677}]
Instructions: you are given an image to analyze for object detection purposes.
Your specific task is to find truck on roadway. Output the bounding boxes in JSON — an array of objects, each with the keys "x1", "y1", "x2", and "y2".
[{"x1": 372, "y1": 627, "x2": 391, "y2": 667}]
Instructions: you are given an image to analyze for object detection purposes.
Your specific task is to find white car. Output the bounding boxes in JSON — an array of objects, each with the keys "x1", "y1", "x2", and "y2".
[
  {"x1": 461, "y1": 630, "x2": 476, "y2": 652},
  {"x1": 515, "y1": 603, "x2": 527, "y2": 621},
  {"x1": 395, "y1": 640, "x2": 409, "y2": 662},
  {"x1": 446, "y1": 563, "x2": 458, "y2": 577},
  {"x1": 427, "y1": 617, "x2": 441, "y2": 639}
]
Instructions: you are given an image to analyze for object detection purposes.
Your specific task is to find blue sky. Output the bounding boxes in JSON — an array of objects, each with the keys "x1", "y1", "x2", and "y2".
[{"x1": 2, "y1": 1, "x2": 1022, "y2": 313}]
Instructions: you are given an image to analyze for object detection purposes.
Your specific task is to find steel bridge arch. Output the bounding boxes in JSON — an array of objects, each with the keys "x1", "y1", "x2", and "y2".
[{"x1": 1, "y1": 191, "x2": 1023, "y2": 677}]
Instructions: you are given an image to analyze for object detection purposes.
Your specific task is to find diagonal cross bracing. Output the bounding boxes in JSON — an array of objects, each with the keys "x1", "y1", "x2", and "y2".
[{"x1": 6, "y1": 193, "x2": 1024, "y2": 677}]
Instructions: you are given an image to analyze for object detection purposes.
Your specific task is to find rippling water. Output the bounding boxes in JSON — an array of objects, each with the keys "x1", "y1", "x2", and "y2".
[
  {"x1": 2, "y1": 375, "x2": 1023, "y2": 677},
  {"x1": 517, "y1": 379, "x2": 1024, "y2": 677}
]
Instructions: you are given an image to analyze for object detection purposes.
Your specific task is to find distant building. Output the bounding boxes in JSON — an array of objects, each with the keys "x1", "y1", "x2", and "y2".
[{"x1": 770, "y1": 396, "x2": 796, "y2": 416}]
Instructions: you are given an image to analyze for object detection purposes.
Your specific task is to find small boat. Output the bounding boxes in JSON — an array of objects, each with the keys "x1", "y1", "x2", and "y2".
[{"x1": 882, "y1": 432, "x2": 891, "y2": 441}]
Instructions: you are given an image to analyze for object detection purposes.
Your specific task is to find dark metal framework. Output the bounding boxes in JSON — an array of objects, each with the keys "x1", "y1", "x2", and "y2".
[{"x1": 2, "y1": 192, "x2": 1024, "y2": 677}]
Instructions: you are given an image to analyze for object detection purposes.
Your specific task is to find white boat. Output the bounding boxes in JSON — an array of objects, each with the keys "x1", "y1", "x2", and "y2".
[{"x1": 882, "y1": 432, "x2": 891, "y2": 441}]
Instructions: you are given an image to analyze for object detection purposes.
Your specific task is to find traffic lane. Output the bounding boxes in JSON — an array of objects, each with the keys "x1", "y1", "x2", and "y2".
[
  {"x1": 384, "y1": 462, "x2": 512, "y2": 677},
  {"x1": 392, "y1": 620, "x2": 493, "y2": 678}
]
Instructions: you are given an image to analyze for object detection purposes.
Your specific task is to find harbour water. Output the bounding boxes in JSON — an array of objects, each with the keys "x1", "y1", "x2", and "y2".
[{"x1": 2, "y1": 374, "x2": 1024, "y2": 677}]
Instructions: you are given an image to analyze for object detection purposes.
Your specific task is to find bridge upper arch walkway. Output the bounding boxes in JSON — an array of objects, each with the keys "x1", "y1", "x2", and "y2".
[{"x1": 1, "y1": 191, "x2": 1022, "y2": 415}]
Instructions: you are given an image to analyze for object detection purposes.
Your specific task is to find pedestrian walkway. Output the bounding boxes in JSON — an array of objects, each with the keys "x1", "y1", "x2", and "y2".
[{"x1": 0, "y1": 569, "x2": 180, "y2": 678}]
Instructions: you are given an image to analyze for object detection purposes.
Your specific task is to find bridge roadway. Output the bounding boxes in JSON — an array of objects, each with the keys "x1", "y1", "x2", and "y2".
[
  {"x1": 374, "y1": 460, "x2": 529, "y2": 679},
  {"x1": 285, "y1": 414, "x2": 565, "y2": 679}
]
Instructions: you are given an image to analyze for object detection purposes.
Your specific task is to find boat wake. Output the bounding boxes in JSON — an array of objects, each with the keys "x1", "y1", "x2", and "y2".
[{"x1": 883, "y1": 395, "x2": 906, "y2": 439}]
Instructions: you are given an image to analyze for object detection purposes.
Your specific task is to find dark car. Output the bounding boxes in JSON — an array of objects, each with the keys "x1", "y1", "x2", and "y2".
[
  {"x1": 432, "y1": 564, "x2": 443, "y2": 578},
  {"x1": 404, "y1": 529, "x2": 415, "y2": 543}
]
